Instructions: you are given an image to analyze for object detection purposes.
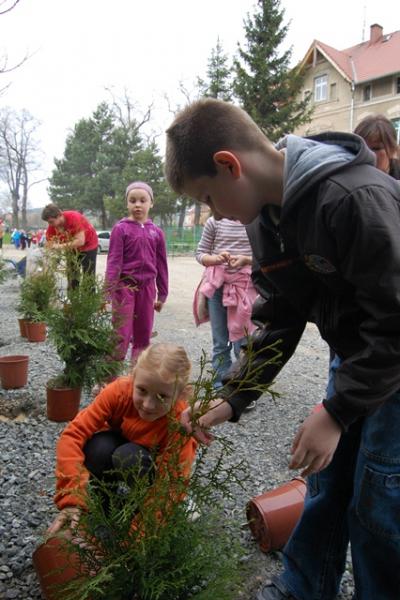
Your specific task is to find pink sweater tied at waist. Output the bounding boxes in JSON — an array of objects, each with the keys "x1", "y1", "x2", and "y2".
[{"x1": 193, "y1": 265, "x2": 257, "y2": 342}]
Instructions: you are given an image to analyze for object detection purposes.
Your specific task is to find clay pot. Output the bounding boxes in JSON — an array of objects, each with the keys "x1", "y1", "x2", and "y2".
[
  {"x1": 32, "y1": 537, "x2": 81, "y2": 600},
  {"x1": 0, "y1": 355, "x2": 29, "y2": 389},
  {"x1": 26, "y1": 321, "x2": 47, "y2": 342},
  {"x1": 46, "y1": 385, "x2": 81, "y2": 422},
  {"x1": 18, "y1": 317, "x2": 28, "y2": 338},
  {"x1": 246, "y1": 477, "x2": 307, "y2": 553}
]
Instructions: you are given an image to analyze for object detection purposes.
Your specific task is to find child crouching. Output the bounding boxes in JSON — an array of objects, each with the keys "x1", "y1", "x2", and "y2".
[{"x1": 47, "y1": 343, "x2": 197, "y2": 536}]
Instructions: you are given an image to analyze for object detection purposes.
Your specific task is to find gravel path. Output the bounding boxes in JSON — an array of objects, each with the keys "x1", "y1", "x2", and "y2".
[{"x1": 0, "y1": 251, "x2": 355, "y2": 600}]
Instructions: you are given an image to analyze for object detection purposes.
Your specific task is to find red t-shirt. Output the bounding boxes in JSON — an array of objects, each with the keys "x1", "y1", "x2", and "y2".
[{"x1": 46, "y1": 211, "x2": 98, "y2": 252}]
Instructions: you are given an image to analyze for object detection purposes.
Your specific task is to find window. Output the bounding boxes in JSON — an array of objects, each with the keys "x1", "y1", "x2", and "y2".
[
  {"x1": 392, "y1": 118, "x2": 400, "y2": 144},
  {"x1": 98, "y1": 231, "x2": 110, "y2": 239},
  {"x1": 363, "y1": 85, "x2": 371, "y2": 101},
  {"x1": 314, "y1": 75, "x2": 328, "y2": 102},
  {"x1": 330, "y1": 83, "x2": 337, "y2": 101},
  {"x1": 397, "y1": 77, "x2": 400, "y2": 94}
]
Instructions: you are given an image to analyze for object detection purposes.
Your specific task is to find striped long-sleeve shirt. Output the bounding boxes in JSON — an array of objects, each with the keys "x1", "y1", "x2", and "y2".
[{"x1": 195, "y1": 217, "x2": 253, "y2": 272}]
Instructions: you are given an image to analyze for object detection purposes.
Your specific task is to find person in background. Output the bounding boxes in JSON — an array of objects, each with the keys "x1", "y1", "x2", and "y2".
[
  {"x1": 41, "y1": 203, "x2": 98, "y2": 288},
  {"x1": 354, "y1": 114, "x2": 400, "y2": 179},
  {"x1": 11, "y1": 228, "x2": 21, "y2": 249},
  {"x1": 194, "y1": 213, "x2": 257, "y2": 390},
  {"x1": 105, "y1": 182, "x2": 168, "y2": 364}
]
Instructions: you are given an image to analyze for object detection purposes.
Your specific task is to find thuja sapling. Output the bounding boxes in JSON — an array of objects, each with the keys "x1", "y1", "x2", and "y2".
[{"x1": 40, "y1": 341, "x2": 282, "y2": 600}]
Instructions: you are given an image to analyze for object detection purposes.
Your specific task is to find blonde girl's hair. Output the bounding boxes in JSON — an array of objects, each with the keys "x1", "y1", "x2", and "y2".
[{"x1": 133, "y1": 343, "x2": 192, "y2": 397}]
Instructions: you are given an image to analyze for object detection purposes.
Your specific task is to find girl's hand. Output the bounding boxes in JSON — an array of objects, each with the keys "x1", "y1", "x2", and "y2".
[
  {"x1": 229, "y1": 254, "x2": 251, "y2": 268},
  {"x1": 154, "y1": 300, "x2": 164, "y2": 312},
  {"x1": 289, "y1": 407, "x2": 342, "y2": 477},
  {"x1": 46, "y1": 507, "x2": 81, "y2": 535},
  {"x1": 180, "y1": 398, "x2": 233, "y2": 445},
  {"x1": 202, "y1": 252, "x2": 231, "y2": 266}
]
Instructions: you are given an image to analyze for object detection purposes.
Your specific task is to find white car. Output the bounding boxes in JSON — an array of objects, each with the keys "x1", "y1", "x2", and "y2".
[{"x1": 97, "y1": 231, "x2": 111, "y2": 253}]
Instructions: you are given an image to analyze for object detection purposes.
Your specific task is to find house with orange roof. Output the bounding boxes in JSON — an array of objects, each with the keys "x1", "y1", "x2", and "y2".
[{"x1": 294, "y1": 24, "x2": 400, "y2": 140}]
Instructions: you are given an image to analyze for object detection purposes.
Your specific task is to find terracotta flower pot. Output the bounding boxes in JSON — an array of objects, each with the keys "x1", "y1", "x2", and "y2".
[
  {"x1": 18, "y1": 317, "x2": 28, "y2": 338},
  {"x1": 46, "y1": 385, "x2": 81, "y2": 422},
  {"x1": 0, "y1": 355, "x2": 29, "y2": 389},
  {"x1": 246, "y1": 477, "x2": 307, "y2": 553},
  {"x1": 26, "y1": 321, "x2": 47, "y2": 342},
  {"x1": 32, "y1": 537, "x2": 82, "y2": 600}
]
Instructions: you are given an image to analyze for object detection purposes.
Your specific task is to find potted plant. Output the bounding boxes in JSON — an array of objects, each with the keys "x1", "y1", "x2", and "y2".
[
  {"x1": 17, "y1": 259, "x2": 58, "y2": 341},
  {"x1": 45, "y1": 267, "x2": 122, "y2": 422},
  {"x1": 32, "y1": 346, "x2": 281, "y2": 600}
]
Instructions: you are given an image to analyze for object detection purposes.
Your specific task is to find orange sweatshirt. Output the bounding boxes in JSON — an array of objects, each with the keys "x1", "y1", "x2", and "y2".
[{"x1": 54, "y1": 376, "x2": 197, "y2": 510}]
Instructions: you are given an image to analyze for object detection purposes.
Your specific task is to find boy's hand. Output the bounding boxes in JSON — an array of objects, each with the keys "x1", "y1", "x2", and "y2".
[
  {"x1": 181, "y1": 398, "x2": 233, "y2": 445},
  {"x1": 229, "y1": 254, "x2": 251, "y2": 268},
  {"x1": 289, "y1": 407, "x2": 342, "y2": 477},
  {"x1": 154, "y1": 300, "x2": 164, "y2": 312},
  {"x1": 46, "y1": 507, "x2": 81, "y2": 535}
]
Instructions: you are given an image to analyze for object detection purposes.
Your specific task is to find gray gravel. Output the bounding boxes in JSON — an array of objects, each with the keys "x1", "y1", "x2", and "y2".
[{"x1": 0, "y1": 271, "x2": 355, "y2": 600}]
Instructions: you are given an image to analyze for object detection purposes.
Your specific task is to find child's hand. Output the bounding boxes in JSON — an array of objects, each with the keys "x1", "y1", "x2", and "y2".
[
  {"x1": 289, "y1": 407, "x2": 342, "y2": 477},
  {"x1": 180, "y1": 398, "x2": 233, "y2": 445},
  {"x1": 229, "y1": 254, "x2": 251, "y2": 268},
  {"x1": 154, "y1": 300, "x2": 164, "y2": 312},
  {"x1": 46, "y1": 507, "x2": 81, "y2": 535},
  {"x1": 201, "y1": 252, "x2": 230, "y2": 267}
]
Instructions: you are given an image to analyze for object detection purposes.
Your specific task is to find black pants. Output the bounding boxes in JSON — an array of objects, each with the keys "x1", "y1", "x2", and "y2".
[
  {"x1": 68, "y1": 248, "x2": 97, "y2": 290},
  {"x1": 83, "y1": 430, "x2": 153, "y2": 482}
]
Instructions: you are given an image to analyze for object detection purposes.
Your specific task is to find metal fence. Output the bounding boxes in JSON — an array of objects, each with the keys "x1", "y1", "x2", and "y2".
[{"x1": 163, "y1": 226, "x2": 203, "y2": 256}]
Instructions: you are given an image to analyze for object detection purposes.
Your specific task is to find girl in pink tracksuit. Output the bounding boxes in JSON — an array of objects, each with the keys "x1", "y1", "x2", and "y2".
[{"x1": 106, "y1": 181, "x2": 168, "y2": 362}]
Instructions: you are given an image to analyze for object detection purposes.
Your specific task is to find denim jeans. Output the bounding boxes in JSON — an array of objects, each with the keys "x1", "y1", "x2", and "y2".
[
  {"x1": 207, "y1": 286, "x2": 244, "y2": 388},
  {"x1": 278, "y1": 356, "x2": 400, "y2": 600}
]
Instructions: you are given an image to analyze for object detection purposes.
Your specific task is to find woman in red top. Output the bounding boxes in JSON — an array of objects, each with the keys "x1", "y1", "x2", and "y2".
[
  {"x1": 47, "y1": 343, "x2": 197, "y2": 535},
  {"x1": 41, "y1": 203, "x2": 98, "y2": 288}
]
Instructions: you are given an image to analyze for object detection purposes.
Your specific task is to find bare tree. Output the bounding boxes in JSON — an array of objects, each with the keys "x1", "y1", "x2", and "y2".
[
  {"x1": 0, "y1": 108, "x2": 42, "y2": 227},
  {"x1": 0, "y1": 0, "x2": 20, "y2": 16},
  {"x1": 0, "y1": 0, "x2": 29, "y2": 96}
]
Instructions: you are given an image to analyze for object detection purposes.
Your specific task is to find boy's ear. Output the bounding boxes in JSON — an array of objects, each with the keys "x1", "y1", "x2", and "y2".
[{"x1": 213, "y1": 151, "x2": 241, "y2": 178}]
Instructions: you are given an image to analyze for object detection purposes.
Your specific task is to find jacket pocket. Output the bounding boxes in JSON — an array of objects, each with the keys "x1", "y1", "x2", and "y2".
[{"x1": 356, "y1": 465, "x2": 400, "y2": 539}]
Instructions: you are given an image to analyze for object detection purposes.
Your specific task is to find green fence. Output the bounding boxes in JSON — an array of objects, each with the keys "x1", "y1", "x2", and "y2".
[{"x1": 163, "y1": 226, "x2": 203, "y2": 256}]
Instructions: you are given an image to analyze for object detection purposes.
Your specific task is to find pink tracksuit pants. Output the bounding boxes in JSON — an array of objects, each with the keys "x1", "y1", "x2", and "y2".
[{"x1": 112, "y1": 280, "x2": 156, "y2": 361}]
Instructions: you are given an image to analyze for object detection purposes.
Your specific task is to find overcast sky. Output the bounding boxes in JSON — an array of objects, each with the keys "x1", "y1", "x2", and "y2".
[{"x1": 0, "y1": 0, "x2": 398, "y2": 208}]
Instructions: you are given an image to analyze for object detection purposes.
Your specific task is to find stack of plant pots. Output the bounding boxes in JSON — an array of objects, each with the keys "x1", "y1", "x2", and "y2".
[{"x1": 32, "y1": 536, "x2": 82, "y2": 600}]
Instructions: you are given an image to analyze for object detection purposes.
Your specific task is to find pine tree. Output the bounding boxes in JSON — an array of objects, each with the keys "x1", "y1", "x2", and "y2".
[
  {"x1": 198, "y1": 38, "x2": 233, "y2": 101},
  {"x1": 234, "y1": 0, "x2": 312, "y2": 141}
]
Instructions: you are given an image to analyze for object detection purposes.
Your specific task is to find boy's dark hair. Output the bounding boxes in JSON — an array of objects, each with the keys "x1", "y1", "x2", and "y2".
[
  {"x1": 41, "y1": 203, "x2": 62, "y2": 221},
  {"x1": 165, "y1": 98, "x2": 269, "y2": 193},
  {"x1": 354, "y1": 114, "x2": 399, "y2": 158}
]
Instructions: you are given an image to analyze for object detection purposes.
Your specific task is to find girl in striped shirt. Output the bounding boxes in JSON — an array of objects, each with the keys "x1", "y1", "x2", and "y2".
[{"x1": 195, "y1": 216, "x2": 257, "y2": 389}]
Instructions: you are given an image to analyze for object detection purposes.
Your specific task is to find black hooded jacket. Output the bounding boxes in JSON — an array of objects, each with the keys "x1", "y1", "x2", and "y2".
[{"x1": 222, "y1": 132, "x2": 400, "y2": 431}]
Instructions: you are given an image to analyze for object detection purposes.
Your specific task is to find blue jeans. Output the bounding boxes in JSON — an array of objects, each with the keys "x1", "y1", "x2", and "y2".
[
  {"x1": 278, "y1": 356, "x2": 400, "y2": 600},
  {"x1": 207, "y1": 287, "x2": 244, "y2": 388}
]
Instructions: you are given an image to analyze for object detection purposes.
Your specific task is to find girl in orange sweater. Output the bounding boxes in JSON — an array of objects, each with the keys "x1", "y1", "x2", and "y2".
[{"x1": 47, "y1": 343, "x2": 197, "y2": 535}]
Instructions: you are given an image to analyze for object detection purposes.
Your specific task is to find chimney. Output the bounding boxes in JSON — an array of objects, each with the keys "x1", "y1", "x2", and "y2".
[{"x1": 370, "y1": 23, "x2": 383, "y2": 44}]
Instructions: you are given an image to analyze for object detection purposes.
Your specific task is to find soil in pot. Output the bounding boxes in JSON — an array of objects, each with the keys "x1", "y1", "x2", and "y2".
[
  {"x1": 246, "y1": 477, "x2": 307, "y2": 553},
  {"x1": 26, "y1": 321, "x2": 47, "y2": 342},
  {"x1": 0, "y1": 355, "x2": 29, "y2": 389},
  {"x1": 32, "y1": 536, "x2": 83, "y2": 600},
  {"x1": 18, "y1": 318, "x2": 28, "y2": 338},
  {"x1": 46, "y1": 385, "x2": 81, "y2": 422}
]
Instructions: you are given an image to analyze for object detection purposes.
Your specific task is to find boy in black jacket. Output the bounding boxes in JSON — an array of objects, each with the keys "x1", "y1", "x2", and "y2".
[{"x1": 165, "y1": 98, "x2": 400, "y2": 600}]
